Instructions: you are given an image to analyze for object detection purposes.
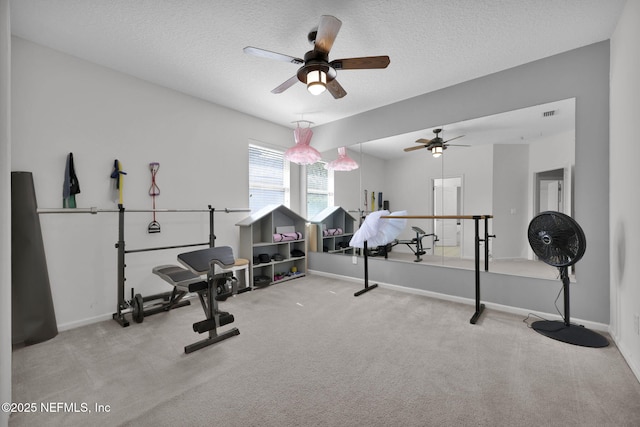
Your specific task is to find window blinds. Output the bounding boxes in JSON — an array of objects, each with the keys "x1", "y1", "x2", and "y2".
[{"x1": 249, "y1": 145, "x2": 290, "y2": 212}]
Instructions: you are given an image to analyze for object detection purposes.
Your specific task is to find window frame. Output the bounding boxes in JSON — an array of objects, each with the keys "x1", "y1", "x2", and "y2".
[{"x1": 248, "y1": 143, "x2": 291, "y2": 212}]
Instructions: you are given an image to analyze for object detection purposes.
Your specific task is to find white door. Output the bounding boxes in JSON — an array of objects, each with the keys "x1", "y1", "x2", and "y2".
[
  {"x1": 434, "y1": 184, "x2": 459, "y2": 246},
  {"x1": 540, "y1": 179, "x2": 561, "y2": 212},
  {"x1": 546, "y1": 180, "x2": 561, "y2": 212}
]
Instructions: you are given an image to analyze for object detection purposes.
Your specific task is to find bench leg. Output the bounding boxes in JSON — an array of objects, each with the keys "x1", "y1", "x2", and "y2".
[
  {"x1": 185, "y1": 328, "x2": 240, "y2": 354},
  {"x1": 186, "y1": 273, "x2": 239, "y2": 353}
]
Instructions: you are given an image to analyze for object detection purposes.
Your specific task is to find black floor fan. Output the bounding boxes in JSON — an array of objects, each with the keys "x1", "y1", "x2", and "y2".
[{"x1": 527, "y1": 211, "x2": 608, "y2": 348}]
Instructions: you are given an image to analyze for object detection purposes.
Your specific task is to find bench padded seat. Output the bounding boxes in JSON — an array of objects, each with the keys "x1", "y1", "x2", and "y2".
[{"x1": 152, "y1": 265, "x2": 207, "y2": 293}]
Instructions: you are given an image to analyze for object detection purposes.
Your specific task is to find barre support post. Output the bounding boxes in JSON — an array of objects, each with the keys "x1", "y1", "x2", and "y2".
[
  {"x1": 354, "y1": 240, "x2": 378, "y2": 296},
  {"x1": 209, "y1": 205, "x2": 215, "y2": 247},
  {"x1": 112, "y1": 204, "x2": 129, "y2": 327},
  {"x1": 483, "y1": 216, "x2": 496, "y2": 272},
  {"x1": 371, "y1": 214, "x2": 492, "y2": 323},
  {"x1": 470, "y1": 216, "x2": 486, "y2": 324},
  {"x1": 485, "y1": 217, "x2": 489, "y2": 271}
]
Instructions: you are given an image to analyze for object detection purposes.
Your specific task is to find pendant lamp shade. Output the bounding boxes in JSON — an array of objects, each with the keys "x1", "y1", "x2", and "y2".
[
  {"x1": 325, "y1": 147, "x2": 359, "y2": 171},
  {"x1": 284, "y1": 126, "x2": 321, "y2": 165}
]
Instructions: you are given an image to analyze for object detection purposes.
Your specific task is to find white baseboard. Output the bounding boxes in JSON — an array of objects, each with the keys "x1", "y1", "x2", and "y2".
[
  {"x1": 609, "y1": 332, "x2": 640, "y2": 384},
  {"x1": 310, "y1": 271, "x2": 640, "y2": 382},
  {"x1": 57, "y1": 313, "x2": 114, "y2": 332},
  {"x1": 56, "y1": 294, "x2": 200, "y2": 332},
  {"x1": 308, "y1": 269, "x2": 609, "y2": 332}
]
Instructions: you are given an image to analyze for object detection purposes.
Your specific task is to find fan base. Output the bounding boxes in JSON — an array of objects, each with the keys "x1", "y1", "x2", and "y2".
[{"x1": 532, "y1": 320, "x2": 609, "y2": 348}]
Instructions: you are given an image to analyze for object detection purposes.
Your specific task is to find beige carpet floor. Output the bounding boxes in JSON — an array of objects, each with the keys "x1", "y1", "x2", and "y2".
[{"x1": 10, "y1": 275, "x2": 640, "y2": 426}]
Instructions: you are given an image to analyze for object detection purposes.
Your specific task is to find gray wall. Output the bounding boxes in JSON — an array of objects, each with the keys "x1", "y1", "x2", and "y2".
[
  {"x1": 383, "y1": 141, "x2": 494, "y2": 258},
  {"x1": 310, "y1": 251, "x2": 587, "y2": 320},
  {"x1": 609, "y1": 0, "x2": 640, "y2": 381},
  {"x1": 492, "y1": 144, "x2": 529, "y2": 259},
  {"x1": 311, "y1": 41, "x2": 610, "y2": 324},
  {"x1": 330, "y1": 147, "x2": 387, "y2": 213}
]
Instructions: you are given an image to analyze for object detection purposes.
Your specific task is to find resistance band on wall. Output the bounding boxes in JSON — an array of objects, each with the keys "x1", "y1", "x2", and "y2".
[{"x1": 148, "y1": 162, "x2": 160, "y2": 233}]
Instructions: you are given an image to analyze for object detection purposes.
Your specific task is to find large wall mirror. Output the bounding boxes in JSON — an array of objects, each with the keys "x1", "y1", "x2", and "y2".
[{"x1": 336, "y1": 98, "x2": 575, "y2": 280}]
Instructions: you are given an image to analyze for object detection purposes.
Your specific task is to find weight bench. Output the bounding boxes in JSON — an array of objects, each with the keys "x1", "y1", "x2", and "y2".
[
  {"x1": 152, "y1": 246, "x2": 242, "y2": 354},
  {"x1": 390, "y1": 226, "x2": 439, "y2": 262}
]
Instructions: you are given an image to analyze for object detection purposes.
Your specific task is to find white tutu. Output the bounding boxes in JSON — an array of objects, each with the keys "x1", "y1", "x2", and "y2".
[{"x1": 349, "y1": 210, "x2": 407, "y2": 248}]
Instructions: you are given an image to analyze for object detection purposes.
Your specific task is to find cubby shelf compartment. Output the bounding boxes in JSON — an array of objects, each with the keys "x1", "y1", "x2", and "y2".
[
  {"x1": 309, "y1": 206, "x2": 358, "y2": 255},
  {"x1": 237, "y1": 204, "x2": 308, "y2": 287}
]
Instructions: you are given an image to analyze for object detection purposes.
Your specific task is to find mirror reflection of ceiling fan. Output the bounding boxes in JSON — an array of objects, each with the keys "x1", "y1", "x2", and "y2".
[
  {"x1": 243, "y1": 15, "x2": 390, "y2": 98},
  {"x1": 403, "y1": 128, "x2": 468, "y2": 157}
]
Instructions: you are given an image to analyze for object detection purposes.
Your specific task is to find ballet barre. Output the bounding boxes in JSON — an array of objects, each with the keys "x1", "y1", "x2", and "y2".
[
  {"x1": 38, "y1": 206, "x2": 249, "y2": 214},
  {"x1": 38, "y1": 204, "x2": 250, "y2": 327},
  {"x1": 113, "y1": 205, "x2": 250, "y2": 326},
  {"x1": 380, "y1": 214, "x2": 494, "y2": 324}
]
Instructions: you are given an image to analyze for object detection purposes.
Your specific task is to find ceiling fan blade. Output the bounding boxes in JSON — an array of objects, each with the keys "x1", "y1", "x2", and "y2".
[
  {"x1": 271, "y1": 75, "x2": 300, "y2": 94},
  {"x1": 404, "y1": 145, "x2": 428, "y2": 152},
  {"x1": 415, "y1": 138, "x2": 432, "y2": 144},
  {"x1": 327, "y1": 79, "x2": 347, "y2": 99},
  {"x1": 442, "y1": 135, "x2": 465, "y2": 143},
  {"x1": 314, "y1": 15, "x2": 342, "y2": 54},
  {"x1": 243, "y1": 46, "x2": 304, "y2": 65},
  {"x1": 331, "y1": 56, "x2": 390, "y2": 70}
]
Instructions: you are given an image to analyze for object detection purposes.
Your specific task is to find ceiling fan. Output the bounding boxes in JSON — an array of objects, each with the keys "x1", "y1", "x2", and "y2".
[
  {"x1": 403, "y1": 128, "x2": 468, "y2": 157},
  {"x1": 243, "y1": 15, "x2": 390, "y2": 98}
]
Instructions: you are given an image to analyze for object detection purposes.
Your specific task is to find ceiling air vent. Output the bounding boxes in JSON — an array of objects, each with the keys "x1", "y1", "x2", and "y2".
[{"x1": 542, "y1": 109, "x2": 557, "y2": 117}]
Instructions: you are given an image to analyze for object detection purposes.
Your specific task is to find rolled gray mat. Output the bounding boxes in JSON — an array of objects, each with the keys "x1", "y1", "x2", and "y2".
[{"x1": 11, "y1": 171, "x2": 58, "y2": 346}]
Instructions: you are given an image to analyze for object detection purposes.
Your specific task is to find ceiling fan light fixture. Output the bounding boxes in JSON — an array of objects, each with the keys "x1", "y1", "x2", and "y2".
[
  {"x1": 432, "y1": 146, "x2": 443, "y2": 158},
  {"x1": 307, "y1": 69, "x2": 327, "y2": 95}
]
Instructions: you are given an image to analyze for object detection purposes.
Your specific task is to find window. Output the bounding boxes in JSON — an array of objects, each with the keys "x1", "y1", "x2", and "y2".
[
  {"x1": 306, "y1": 161, "x2": 334, "y2": 218},
  {"x1": 249, "y1": 144, "x2": 290, "y2": 212}
]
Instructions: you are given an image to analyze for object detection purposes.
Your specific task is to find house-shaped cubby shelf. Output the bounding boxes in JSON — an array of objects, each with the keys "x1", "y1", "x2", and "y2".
[
  {"x1": 236, "y1": 204, "x2": 307, "y2": 287},
  {"x1": 309, "y1": 206, "x2": 358, "y2": 255}
]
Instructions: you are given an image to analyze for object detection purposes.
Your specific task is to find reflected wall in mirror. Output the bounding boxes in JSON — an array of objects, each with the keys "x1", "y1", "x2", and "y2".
[
  {"x1": 433, "y1": 177, "x2": 462, "y2": 257},
  {"x1": 332, "y1": 98, "x2": 575, "y2": 280}
]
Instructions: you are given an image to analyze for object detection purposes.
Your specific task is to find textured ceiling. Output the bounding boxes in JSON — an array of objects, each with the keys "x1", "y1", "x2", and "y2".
[{"x1": 10, "y1": 0, "x2": 625, "y2": 130}]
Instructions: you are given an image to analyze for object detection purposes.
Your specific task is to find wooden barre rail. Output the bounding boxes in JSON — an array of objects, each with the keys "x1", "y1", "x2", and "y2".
[{"x1": 381, "y1": 215, "x2": 493, "y2": 220}]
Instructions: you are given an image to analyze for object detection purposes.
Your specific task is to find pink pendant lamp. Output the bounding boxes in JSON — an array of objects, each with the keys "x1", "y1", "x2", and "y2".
[
  {"x1": 284, "y1": 124, "x2": 321, "y2": 165},
  {"x1": 325, "y1": 147, "x2": 359, "y2": 171}
]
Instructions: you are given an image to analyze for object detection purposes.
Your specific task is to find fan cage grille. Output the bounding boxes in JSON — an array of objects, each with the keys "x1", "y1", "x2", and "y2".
[{"x1": 527, "y1": 211, "x2": 586, "y2": 267}]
